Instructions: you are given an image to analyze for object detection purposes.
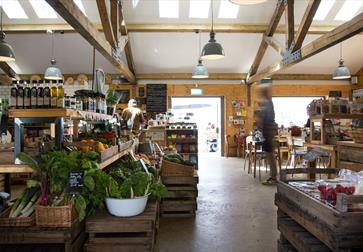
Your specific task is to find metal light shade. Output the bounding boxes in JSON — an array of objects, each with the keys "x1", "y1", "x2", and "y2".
[
  {"x1": 0, "y1": 32, "x2": 15, "y2": 61},
  {"x1": 44, "y1": 59, "x2": 63, "y2": 80},
  {"x1": 201, "y1": 31, "x2": 225, "y2": 60},
  {"x1": 333, "y1": 59, "x2": 351, "y2": 80},
  {"x1": 192, "y1": 60, "x2": 208, "y2": 79},
  {"x1": 229, "y1": 0, "x2": 267, "y2": 4}
]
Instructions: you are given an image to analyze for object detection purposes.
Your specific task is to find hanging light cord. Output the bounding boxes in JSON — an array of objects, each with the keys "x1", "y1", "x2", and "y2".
[
  {"x1": 339, "y1": 43, "x2": 342, "y2": 61},
  {"x1": 211, "y1": 0, "x2": 214, "y2": 32},
  {"x1": 198, "y1": 30, "x2": 201, "y2": 60},
  {"x1": 0, "y1": 0, "x2": 4, "y2": 38},
  {"x1": 51, "y1": 31, "x2": 55, "y2": 60}
]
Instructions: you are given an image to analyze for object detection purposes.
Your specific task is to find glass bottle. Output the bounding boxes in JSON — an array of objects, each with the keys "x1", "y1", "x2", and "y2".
[
  {"x1": 38, "y1": 80, "x2": 45, "y2": 108},
  {"x1": 50, "y1": 80, "x2": 58, "y2": 108},
  {"x1": 17, "y1": 80, "x2": 24, "y2": 109},
  {"x1": 43, "y1": 80, "x2": 51, "y2": 108},
  {"x1": 23, "y1": 81, "x2": 31, "y2": 109},
  {"x1": 10, "y1": 80, "x2": 18, "y2": 109},
  {"x1": 57, "y1": 79, "x2": 64, "y2": 108},
  {"x1": 31, "y1": 80, "x2": 38, "y2": 109}
]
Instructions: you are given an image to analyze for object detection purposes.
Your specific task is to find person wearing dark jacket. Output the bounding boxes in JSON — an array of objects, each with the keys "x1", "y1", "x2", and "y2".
[{"x1": 258, "y1": 86, "x2": 278, "y2": 185}]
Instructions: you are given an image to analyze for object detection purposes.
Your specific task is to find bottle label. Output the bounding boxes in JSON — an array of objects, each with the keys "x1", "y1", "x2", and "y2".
[
  {"x1": 31, "y1": 97, "x2": 37, "y2": 108},
  {"x1": 10, "y1": 97, "x2": 16, "y2": 108},
  {"x1": 57, "y1": 98, "x2": 64, "y2": 108},
  {"x1": 24, "y1": 97, "x2": 30, "y2": 107},
  {"x1": 51, "y1": 97, "x2": 58, "y2": 108}
]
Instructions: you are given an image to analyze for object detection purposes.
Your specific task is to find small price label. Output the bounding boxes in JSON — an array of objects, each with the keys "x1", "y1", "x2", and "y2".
[{"x1": 68, "y1": 171, "x2": 84, "y2": 194}]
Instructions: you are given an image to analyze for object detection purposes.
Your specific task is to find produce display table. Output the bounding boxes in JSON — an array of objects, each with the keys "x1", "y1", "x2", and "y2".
[
  {"x1": 161, "y1": 170, "x2": 199, "y2": 217},
  {"x1": 84, "y1": 200, "x2": 159, "y2": 252},
  {"x1": 337, "y1": 141, "x2": 363, "y2": 172},
  {"x1": 0, "y1": 220, "x2": 85, "y2": 252},
  {"x1": 276, "y1": 181, "x2": 363, "y2": 252}
]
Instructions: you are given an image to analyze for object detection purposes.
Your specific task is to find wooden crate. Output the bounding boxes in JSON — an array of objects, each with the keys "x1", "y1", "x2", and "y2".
[
  {"x1": 161, "y1": 171, "x2": 199, "y2": 217},
  {"x1": 276, "y1": 181, "x2": 363, "y2": 251},
  {"x1": 0, "y1": 174, "x2": 4, "y2": 192},
  {"x1": 84, "y1": 200, "x2": 159, "y2": 252},
  {"x1": 0, "y1": 219, "x2": 85, "y2": 252},
  {"x1": 63, "y1": 141, "x2": 119, "y2": 163},
  {"x1": 278, "y1": 212, "x2": 331, "y2": 252},
  {"x1": 337, "y1": 141, "x2": 363, "y2": 172}
]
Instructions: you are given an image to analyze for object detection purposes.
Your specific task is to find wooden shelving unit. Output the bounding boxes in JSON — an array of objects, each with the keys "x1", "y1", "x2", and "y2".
[
  {"x1": 166, "y1": 129, "x2": 198, "y2": 168},
  {"x1": 309, "y1": 113, "x2": 363, "y2": 144}
]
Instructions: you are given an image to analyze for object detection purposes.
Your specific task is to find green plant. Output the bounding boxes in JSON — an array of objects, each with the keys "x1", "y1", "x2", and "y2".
[
  {"x1": 107, "y1": 160, "x2": 167, "y2": 199},
  {"x1": 17, "y1": 151, "x2": 109, "y2": 221},
  {"x1": 106, "y1": 89, "x2": 119, "y2": 107}
]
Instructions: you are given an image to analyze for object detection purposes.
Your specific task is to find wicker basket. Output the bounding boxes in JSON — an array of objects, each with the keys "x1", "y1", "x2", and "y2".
[
  {"x1": 35, "y1": 204, "x2": 76, "y2": 228},
  {"x1": 0, "y1": 207, "x2": 35, "y2": 227},
  {"x1": 161, "y1": 159, "x2": 194, "y2": 177},
  {"x1": 350, "y1": 129, "x2": 363, "y2": 143}
]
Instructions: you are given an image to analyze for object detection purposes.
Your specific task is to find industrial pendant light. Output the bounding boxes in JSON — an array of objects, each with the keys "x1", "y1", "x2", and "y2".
[
  {"x1": 44, "y1": 30, "x2": 63, "y2": 80},
  {"x1": 332, "y1": 43, "x2": 351, "y2": 80},
  {"x1": 0, "y1": 2, "x2": 15, "y2": 61},
  {"x1": 192, "y1": 31, "x2": 208, "y2": 79},
  {"x1": 229, "y1": 0, "x2": 267, "y2": 5},
  {"x1": 201, "y1": 0, "x2": 225, "y2": 60}
]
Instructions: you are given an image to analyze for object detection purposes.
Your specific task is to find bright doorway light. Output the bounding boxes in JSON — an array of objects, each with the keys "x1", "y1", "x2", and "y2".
[
  {"x1": 189, "y1": 0, "x2": 210, "y2": 19},
  {"x1": 132, "y1": 0, "x2": 140, "y2": 8},
  {"x1": 0, "y1": 0, "x2": 28, "y2": 19},
  {"x1": 334, "y1": 0, "x2": 363, "y2": 21},
  {"x1": 159, "y1": 0, "x2": 179, "y2": 18},
  {"x1": 314, "y1": 0, "x2": 335, "y2": 21},
  {"x1": 218, "y1": 0, "x2": 239, "y2": 19},
  {"x1": 74, "y1": 0, "x2": 86, "y2": 15},
  {"x1": 30, "y1": 0, "x2": 58, "y2": 19}
]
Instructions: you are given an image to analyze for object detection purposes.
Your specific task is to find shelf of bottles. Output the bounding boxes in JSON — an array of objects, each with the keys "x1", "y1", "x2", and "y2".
[{"x1": 9, "y1": 79, "x2": 108, "y2": 117}]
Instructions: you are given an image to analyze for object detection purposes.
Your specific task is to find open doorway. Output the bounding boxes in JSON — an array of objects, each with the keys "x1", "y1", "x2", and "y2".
[{"x1": 171, "y1": 97, "x2": 223, "y2": 157}]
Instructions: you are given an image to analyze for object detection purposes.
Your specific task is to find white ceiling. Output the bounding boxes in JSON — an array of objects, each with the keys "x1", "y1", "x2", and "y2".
[{"x1": 2, "y1": 0, "x2": 363, "y2": 76}]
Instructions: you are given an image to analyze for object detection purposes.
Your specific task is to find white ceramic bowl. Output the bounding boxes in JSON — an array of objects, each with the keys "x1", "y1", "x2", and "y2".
[{"x1": 105, "y1": 195, "x2": 148, "y2": 217}]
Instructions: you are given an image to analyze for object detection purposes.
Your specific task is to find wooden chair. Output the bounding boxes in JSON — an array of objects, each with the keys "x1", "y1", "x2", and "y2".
[
  {"x1": 225, "y1": 134, "x2": 237, "y2": 157},
  {"x1": 286, "y1": 136, "x2": 307, "y2": 176},
  {"x1": 243, "y1": 136, "x2": 254, "y2": 173}
]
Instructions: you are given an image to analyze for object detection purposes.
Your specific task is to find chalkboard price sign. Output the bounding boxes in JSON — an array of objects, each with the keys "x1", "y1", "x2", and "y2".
[
  {"x1": 146, "y1": 84, "x2": 167, "y2": 113},
  {"x1": 68, "y1": 171, "x2": 84, "y2": 194}
]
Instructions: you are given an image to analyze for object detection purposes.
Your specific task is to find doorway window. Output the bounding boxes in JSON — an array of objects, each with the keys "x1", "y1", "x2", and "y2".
[
  {"x1": 272, "y1": 97, "x2": 322, "y2": 128},
  {"x1": 171, "y1": 97, "x2": 222, "y2": 156}
]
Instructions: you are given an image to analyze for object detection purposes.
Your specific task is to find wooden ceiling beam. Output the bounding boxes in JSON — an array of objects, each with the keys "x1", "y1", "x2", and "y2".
[
  {"x1": 135, "y1": 73, "x2": 333, "y2": 81},
  {"x1": 45, "y1": 0, "x2": 135, "y2": 82},
  {"x1": 0, "y1": 62, "x2": 20, "y2": 80},
  {"x1": 285, "y1": 0, "x2": 294, "y2": 49},
  {"x1": 263, "y1": 35, "x2": 284, "y2": 57},
  {"x1": 96, "y1": 0, "x2": 116, "y2": 48},
  {"x1": 110, "y1": 0, "x2": 119, "y2": 44},
  {"x1": 248, "y1": 11, "x2": 363, "y2": 83},
  {"x1": 291, "y1": 0, "x2": 321, "y2": 52},
  {"x1": 118, "y1": 2, "x2": 136, "y2": 76},
  {"x1": 247, "y1": 0, "x2": 286, "y2": 80},
  {"x1": 2, "y1": 23, "x2": 345, "y2": 35}
]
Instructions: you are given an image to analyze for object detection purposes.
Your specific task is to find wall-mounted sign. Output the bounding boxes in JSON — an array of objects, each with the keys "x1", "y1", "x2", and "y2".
[
  {"x1": 146, "y1": 84, "x2": 167, "y2": 112},
  {"x1": 191, "y1": 88, "x2": 203, "y2": 95}
]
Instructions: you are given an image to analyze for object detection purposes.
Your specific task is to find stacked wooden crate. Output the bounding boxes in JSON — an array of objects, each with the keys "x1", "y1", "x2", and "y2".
[
  {"x1": 161, "y1": 170, "x2": 199, "y2": 217},
  {"x1": 84, "y1": 200, "x2": 159, "y2": 252}
]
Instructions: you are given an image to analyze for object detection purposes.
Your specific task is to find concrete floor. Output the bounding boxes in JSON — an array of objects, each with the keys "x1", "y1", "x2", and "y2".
[{"x1": 156, "y1": 155, "x2": 279, "y2": 252}]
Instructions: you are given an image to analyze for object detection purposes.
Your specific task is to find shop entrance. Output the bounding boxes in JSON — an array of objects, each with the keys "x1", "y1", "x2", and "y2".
[{"x1": 171, "y1": 97, "x2": 223, "y2": 157}]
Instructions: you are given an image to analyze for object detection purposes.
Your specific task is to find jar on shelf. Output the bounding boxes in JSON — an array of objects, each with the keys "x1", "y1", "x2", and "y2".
[
  {"x1": 330, "y1": 99, "x2": 340, "y2": 114},
  {"x1": 70, "y1": 96, "x2": 77, "y2": 109},
  {"x1": 340, "y1": 100, "x2": 348, "y2": 114},
  {"x1": 321, "y1": 100, "x2": 330, "y2": 114},
  {"x1": 64, "y1": 96, "x2": 71, "y2": 109},
  {"x1": 75, "y1": 95, "x2": 83, "y2": 110}
]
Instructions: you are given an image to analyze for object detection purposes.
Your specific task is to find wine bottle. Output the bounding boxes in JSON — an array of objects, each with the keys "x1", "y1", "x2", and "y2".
[
  {"x1": 50, "y1": 80, "x2": 58, "y2": 108},
  {"x1": 43, "y1": 80, "x2": 51, "y2": 108},
  {"x1": 31, "y1": 80, "x2": 38, "y2": 109},
  {"x1": 10, "y1": 80, "x2": 18, "y2": 109},
  {"x1": 57, "y1": 79, "x2": 64, "y2": 108},
  {"x1": 24, "y1": 81, "x2": 31, "y2": 109},
  {"x1": 17, "y1": 80, "x2": 24, "y2": 109},
  {"x1": 37, "y1": 80, "x2": 45, "y2": 108}
]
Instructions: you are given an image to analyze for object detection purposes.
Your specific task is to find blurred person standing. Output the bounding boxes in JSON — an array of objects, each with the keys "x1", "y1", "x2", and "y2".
[
  {"x1": 258, "y1": 86, "x2": 278, "y2": 185},
  {"x1": 121, "y1": 99, "x2": 145, "y2": 136}
]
